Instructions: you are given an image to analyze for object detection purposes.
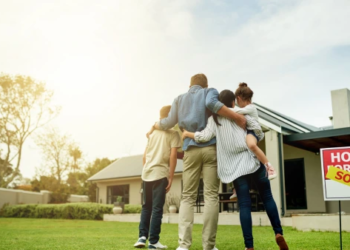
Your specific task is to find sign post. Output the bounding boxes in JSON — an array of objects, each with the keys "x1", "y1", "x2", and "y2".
[{"x1": 320, "y1": 146, "x2": 350, "y2": 250}]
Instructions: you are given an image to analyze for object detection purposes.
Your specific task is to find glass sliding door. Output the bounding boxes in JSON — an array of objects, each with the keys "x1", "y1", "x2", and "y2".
[{"x1": 107, "y1": 185, "x2": 130, "y2": 204}]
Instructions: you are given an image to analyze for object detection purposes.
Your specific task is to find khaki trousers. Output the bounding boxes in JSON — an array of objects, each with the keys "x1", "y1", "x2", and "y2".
[{"x1": 178, "y1": 145, "x2": 220, "y2": 250}]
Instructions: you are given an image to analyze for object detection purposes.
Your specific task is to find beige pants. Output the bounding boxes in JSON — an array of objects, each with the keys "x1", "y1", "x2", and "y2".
[{"x1": 178, "y1": 145, "x2": 220, "y2": 250}]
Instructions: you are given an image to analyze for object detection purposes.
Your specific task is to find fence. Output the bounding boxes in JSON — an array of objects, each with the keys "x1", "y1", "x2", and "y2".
[{"x1": 0, "y1": 188, "x2": 88, "y2": 208}]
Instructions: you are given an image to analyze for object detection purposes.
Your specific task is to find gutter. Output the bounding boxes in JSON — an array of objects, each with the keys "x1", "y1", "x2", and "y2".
[{"x1": 277, "y1": 133, "x2": 285, "y2": 217}]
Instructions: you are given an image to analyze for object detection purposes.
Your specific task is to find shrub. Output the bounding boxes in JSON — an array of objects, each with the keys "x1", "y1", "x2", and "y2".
[
  {"x1": 164, "y1": 192, "x2": 181, "y2": 213},
  {"x1": 2, "y1": 203, "x2": 113, "y2": 220},
  {"x1": 123, "y1": 204, "x2": 141, "y2": 213},
  {"x1": 0, "y1": 203, "x2": 9, "y2": 217}
]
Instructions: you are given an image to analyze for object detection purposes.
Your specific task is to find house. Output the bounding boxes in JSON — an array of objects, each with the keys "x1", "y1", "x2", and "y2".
[
  {"x1": 88, "y1": 88, "x2": 350, "y2": 216},
  {"x1": 88, "y1": 155, "x2": 184, "y2": 206}
]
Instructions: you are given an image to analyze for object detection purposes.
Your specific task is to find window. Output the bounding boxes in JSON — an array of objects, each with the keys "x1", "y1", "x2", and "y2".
[
  {"x1": 107, "y1": 185, "x2": 129, "y2": 204},
  {"x1": 284, "y1": 159, "x2": 307, "y2": 210}
]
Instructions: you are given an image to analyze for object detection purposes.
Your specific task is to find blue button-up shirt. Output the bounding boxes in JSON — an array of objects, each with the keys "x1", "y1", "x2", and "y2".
[{"x1": 159, "y1": 85, "x2": 224, "y2": 151}]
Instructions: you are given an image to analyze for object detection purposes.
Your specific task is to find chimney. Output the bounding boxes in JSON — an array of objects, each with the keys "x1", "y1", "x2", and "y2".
[{"x1": 331, "y1": 88, "x2": 350, "y2": 129}]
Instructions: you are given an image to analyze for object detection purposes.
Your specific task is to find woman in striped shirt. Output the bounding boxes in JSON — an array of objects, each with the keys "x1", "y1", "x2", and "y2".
[
  {"x1": 182, "y1": 89, "x2": 289, "y2": 250},
  {"x1": 229, "y1": 82, "x2": 277, "y2": 200}
]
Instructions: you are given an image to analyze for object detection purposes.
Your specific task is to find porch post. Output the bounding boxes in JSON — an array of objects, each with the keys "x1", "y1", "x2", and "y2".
[{"x1": 264, "y1": 130, "x2": 284, "y2": 216}]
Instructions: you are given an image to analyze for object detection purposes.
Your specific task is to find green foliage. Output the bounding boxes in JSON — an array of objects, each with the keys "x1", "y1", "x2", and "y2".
[
  {"x1": 29, "y1": 157, "x2": 114, "y2": 203},
  {"x1": 0, "y1": 74, "x2": 60, "y2": 188},
  {"x1": 50, "y1": 186, "x2": 69, "y2": 204},
  {"x1": 116, "y1": 196, "x2": 123, "y2": 202},
  {"x1": 35, "y1": 127, "x2": 73, "y2": 185},
  {"x1": 31, "y1": 176, "x2": 69, "y2": 203},
  {"x1": 2, "y1": 203, "x2": 113, "y2": 220},
  {"x1": 84, "y1": 158, "x2": 115, "y2": 202},
  {"x1": 123, "y1": 204, "x2": 142, "y2": 214},
  {"x1": 0, "y1": 203, "x2": 9, "y2": 217},
  {"x1": 66, "y1": 172, "x2": 86, "y2": 195},
  {"x1": 31, "y1": 175, "x2": 58, "y2": 192}
]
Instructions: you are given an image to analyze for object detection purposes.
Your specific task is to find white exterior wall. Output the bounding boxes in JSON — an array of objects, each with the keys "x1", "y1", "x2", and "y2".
[
  {"x1": 96, "y1": 174, "x2": 183, "y2": 205},
  {"x1": 0, "y1": 188, "x2": 18, "y2": 207},
  {"x1": 326, "y1": 200, "x2": 350, "y2": 213},
  {"x1": 96, "y1": 178, "x2": 142, "y2": 204},
  {"x1": 0, "y1": 188, "x2": 50, "y2": 207},
  {"x1": 283, "y1": 144, "x2": 350, "y2": 213},
  {"x1": 67, "y1": 195, "x2": 89, "y2": 203},
  {"x1": 264, "y1": 130, "x2": 283, "y2": 216},
  {"x1": 169, "y1": 175, "x2": 183, "y2": 199},
  {"x1": 0, "y1": 188, "x2": 86, "y2": 207},
  {"x1": 331, "y1": 88, "x2": 350, "y2": 128}
]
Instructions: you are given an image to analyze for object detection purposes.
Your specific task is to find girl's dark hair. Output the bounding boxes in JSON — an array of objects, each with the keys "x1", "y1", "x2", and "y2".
[
  {"x1": 235, "y1": 82, "x2": 253, "y2": 101},
  {"x1": 213, "y1": 89, "x2": 235, "y2": 126}
]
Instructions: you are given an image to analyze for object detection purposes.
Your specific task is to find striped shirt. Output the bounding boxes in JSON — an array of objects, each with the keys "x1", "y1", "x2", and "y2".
[{"x1": 194, "y1": 110, "x2": 263, "y2": 183}]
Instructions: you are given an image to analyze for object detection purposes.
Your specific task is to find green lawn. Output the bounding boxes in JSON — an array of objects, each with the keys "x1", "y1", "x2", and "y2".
[{"x1": 0, "y1": 218, "x2": 349, "y2": 250}]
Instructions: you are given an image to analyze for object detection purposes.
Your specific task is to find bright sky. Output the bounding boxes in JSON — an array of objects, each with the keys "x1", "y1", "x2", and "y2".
[{"x1": 1, "y1": 0, "x2": 350, "y2": 179}]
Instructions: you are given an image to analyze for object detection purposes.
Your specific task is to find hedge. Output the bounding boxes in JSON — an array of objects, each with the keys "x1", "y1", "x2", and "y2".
[
  {"x1": 1, "y1": 203, "x2": 142, "y2": 220},
  {"x1": 123, "y1": 204, "x2": 142, "y2": 214},
  {"x1": 2, "y1": 203, "x2": 112, "y2": 220}
]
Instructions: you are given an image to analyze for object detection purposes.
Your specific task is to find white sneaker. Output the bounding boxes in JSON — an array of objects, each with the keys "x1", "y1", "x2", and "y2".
[
  {"x1": 212, "y1": 247, "x2": 219, "y2": 250},
  {"x1": 134, "y1": 236, "x2": 147, "y2": 248},
  {"x1": 176, "y1": 247, "x2": 188, "y2": 250},
  {"x1": 148, "y1": 241, "x2": 167, "y2": 249}
]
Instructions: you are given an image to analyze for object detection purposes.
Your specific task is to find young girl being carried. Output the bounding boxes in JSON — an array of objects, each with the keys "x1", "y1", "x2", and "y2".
[
  {"x1": 234, "y1": 82, "x2": 276, "y2": 180},
  {"x1": 228, "y1": 83, "x2": 276, "y2": 199}
]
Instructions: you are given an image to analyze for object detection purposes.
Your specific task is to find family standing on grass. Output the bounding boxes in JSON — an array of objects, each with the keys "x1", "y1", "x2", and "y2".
[{"x1": 134, "y1": 74, "x2": 289, "y2": 250}]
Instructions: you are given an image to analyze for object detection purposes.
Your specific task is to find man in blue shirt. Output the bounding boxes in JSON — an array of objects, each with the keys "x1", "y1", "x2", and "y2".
[{"x1": 150, "y1": 74, "x2": 246, "y2": 250}]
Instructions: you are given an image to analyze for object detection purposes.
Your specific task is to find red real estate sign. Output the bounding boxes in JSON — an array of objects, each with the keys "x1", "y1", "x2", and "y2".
[{"x1": 320, "y1": 146, "x2": 350, "y2": 201}]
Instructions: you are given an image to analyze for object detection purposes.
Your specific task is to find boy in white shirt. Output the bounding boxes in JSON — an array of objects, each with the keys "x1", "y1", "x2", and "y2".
[{"x1": 134, "y1": 105, "x2": 181, "y2": 249}]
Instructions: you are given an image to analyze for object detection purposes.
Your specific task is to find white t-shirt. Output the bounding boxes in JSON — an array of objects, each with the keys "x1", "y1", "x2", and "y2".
[
  {"x1": 233, "y1": 104, "x2": 263, "y2": 141},
  {"x1": 233, "y1": 104, "x2": 259, "y2": 120},
  {"x1": 142, "y1": 129, "x2": 181, "y2": 182}
]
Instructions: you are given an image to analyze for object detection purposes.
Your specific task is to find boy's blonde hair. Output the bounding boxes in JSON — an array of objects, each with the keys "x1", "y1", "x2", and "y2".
[{"x1": 160, "y1": 105, "x2": 171, "y2": 119}]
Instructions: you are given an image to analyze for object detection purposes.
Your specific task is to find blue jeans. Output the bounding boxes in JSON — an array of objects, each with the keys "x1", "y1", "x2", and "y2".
[
  {"x1": 139, "y1": 177, "x2": 168, "y2": 244},
  {"x1": 233, "y1": 163, "x2": 283, "y2": 248}
]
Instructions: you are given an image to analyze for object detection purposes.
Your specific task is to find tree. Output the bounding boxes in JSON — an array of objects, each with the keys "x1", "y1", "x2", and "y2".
[
  {"x1": 66, "y1": 171, "x2": 86, "y2": 194},
  {"x1": 84, "y1": 158, "x2": 114, "y2": 202},
  {"x1": 31, "y1": 175, "x2": 58, "y2": 192},
  {"x1": 35, "y1": 127, "x2": 72, "y2": 185},
  {"x1": 31, "y1": 175, "x2": 69, "y2": 203},
  {"x1": 0, "y1": 74, "x2": 60, "y2": 188},
  {"x1": 68, "y1": 145, "x2": 82, "y2": 173}
]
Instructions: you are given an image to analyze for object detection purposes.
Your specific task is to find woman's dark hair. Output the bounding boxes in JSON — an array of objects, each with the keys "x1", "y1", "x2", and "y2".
[{"x1": 213, "y1": 89, "x2": 235, "y2": 126}]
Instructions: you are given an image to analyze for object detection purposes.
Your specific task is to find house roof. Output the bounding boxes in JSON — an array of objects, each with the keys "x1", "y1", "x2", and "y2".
[
  {"x1": 283, "y1": 127, "x2": 350, "y2": 153},
  {"x1": 254, "y1": 103, "x2": 350, "y2": 153},
  {"x1": 254, "y1": 103, "x2": 321, "y2": 134},
  {"x1": 88, "y1": 154, "x2": 184, "y2": 182}
]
